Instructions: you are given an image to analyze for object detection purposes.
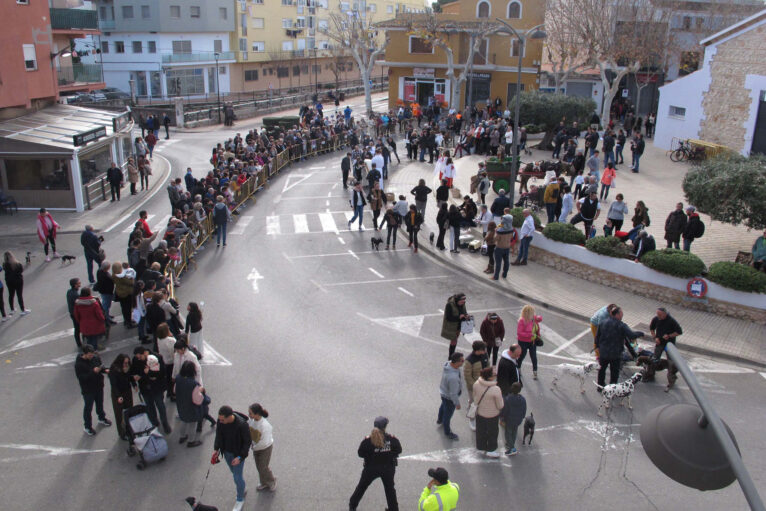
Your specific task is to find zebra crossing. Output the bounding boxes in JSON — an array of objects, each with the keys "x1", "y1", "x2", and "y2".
[
  {"x1": 265, "y1": 210, "x2": 380, "y2": 235},
  {"x1": 121, "y1": 214, "x2": 171, "y2": 234}
]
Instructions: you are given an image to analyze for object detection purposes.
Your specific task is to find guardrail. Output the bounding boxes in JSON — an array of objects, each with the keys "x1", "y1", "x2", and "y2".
[
  {"x1": 50, "y1": 8, "x2": 98, "y2": 30},
  {"x1": 161, "y1": 51, "x2": 236, "y2": 64},
  {"x1": 163, "y1": 132, "x2": 349, "y2": 298}
]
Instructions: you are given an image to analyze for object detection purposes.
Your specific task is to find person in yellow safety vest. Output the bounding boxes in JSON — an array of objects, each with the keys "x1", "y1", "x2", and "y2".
[{"x1": 419, "y1": 467, "x2": 460, "y2": 511}]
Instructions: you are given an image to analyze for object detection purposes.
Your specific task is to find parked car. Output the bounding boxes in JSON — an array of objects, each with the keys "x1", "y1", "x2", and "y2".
[
  {"x1": 95, "y1": 87, "x2": 130, "y2": 100},
  {"x1": 65, "y1": 93, "x2": 95, "y2": 104}
]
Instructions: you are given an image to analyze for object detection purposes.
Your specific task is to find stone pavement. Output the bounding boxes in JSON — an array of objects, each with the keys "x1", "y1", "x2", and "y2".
[{"x1": 385, "y1": 151, "x2": 766, "y2": 368}]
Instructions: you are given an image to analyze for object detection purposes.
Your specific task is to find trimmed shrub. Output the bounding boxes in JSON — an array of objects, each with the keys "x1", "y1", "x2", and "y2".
[
  {"x1": 706, "y1": 262, "x2": 766, "y2": 293},
  {"x1": 509, "y1": 207, "x2": 541, "y2": 229},
  {"x1": 586, "y1": 236, "x2": 632, "y2": 258},
  {"x1": 543, "y1": 222, "x2": 585, "y2": 245},
  {"x1": 641, "y1": 249, "x2": 706, "y2": 278}
]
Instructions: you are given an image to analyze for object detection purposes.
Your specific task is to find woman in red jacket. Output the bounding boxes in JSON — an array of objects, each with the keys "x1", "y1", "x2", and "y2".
[
  {"x1": 479, "y1": 312, "x2": 505, "y2": 366},
  {"x1": 36, "y1": 208, "x2": 60, "y2": 262},
  {"x1": 73, "y1": 287, "x2": 106, "y2": 350},
  {"x1": 517, "y1": 304, "x2": 542, "y2": 380}
]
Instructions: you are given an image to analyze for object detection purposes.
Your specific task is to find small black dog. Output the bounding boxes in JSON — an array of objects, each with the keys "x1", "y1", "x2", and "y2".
[
  {"x1": 429, "y1": 232, "x2": 435, "y2": 244},
  {"x1": 637, "y1": 355, "x2": 678, "y2": 392},
  {"x1": 25, "y1": 252, "x2": 32, "y2": 266},
  {"x1": 370, "y1": 237, "x2": 383, "y2": 251},
  {"x1": 60, "y1": 255, "x2": 77, "y2": 265},
  {"x1": 522, "y1": 413, "x2": 535, "y2": 445},
  {"x1": 185, "y1": 497, "x2": 218, "y2": 511}
]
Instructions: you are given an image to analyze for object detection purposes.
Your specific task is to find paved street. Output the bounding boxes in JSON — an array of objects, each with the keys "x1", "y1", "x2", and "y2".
[{"x1": 1, "y1": 98, "x2": 765, "y2": 510}]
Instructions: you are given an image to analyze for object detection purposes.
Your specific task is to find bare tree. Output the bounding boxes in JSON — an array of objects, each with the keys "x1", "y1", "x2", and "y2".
[
  {"x1": 544, "y1": 0, "x2": 587, "y2": 92},
  {"x1": 323, "y1": 11, "x2": 387, "y2": 117}
]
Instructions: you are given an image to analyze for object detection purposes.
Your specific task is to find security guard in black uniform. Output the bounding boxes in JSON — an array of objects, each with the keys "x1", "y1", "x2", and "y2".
[{"x1": 349, "y1": 416, "x2": 402, "y2": 511}]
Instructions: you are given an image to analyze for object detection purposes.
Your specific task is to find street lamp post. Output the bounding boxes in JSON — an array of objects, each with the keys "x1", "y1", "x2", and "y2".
[
  {"x1": 494, "y1": 19, "x2": 545, "y2": 206},
  {"x1": 214, "y1": 52, "x2": 221, "y2": 124},
  {"x1": 314, "y1": 48, "x2": 319, "y2": 95}
]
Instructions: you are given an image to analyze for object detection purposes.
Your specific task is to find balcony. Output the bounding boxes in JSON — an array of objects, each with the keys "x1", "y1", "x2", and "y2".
[
  {"x1": 50, "y1": 8, "x2": 99, "y2": 32},
  {"x1": 99, "y1": 19, "x2": 116, "y2": 31},
  {"x1": 161, "y1": 51, "x2": 236, "y2": 64},
  {"x1": 57, "y1": 63, "x2": 105, "y2": 92}
]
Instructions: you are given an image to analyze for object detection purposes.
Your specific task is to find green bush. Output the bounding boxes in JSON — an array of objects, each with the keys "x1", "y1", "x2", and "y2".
[
  {"x1": 543, "y1": 222, "x2": 585, "y2": 245},
  {"x1": 523, "y1": 123, "x2": 542, "y2": 134},
  {"x1": 641, "y1": 249, "x2": 706, "y2": 278},
  {"x1": 509, "y1": 207, "x2": 541, "y2": 229},
  {"x1": 586, "y1": 236, "x2": 633, "y2": 258},
  {"x1": 706, "y1": 262, "x2": 766, "y2": 293}
]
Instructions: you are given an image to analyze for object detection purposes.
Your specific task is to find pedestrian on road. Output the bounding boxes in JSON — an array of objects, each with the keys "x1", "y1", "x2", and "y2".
[
  {"x1": 513, "y1": 208, "x2": 535, "y2": 266},
  {"x1": 650, "y1": 307, "x2": 682, "y2": 391},
  {"x1": 95, "y1": 262, "x2": 116, "y2": 324},
  {"x1": 448, "y1": 204, "x2": 462, "y2": 253},
  {"x1": 492, "y1": 215, "x2": 514, "y2": 280},
  {"x1": 132, "y1": 346, "x2": 172, "y2": 433},
  {"x1": 664, "y1": 202, "x2": 687, "y2": 249},
  {"x1": 590, "y1": 304, "x2": 618, "y2": 357},
  {"x1": 497, "y1": 344, "x2": 522, "y2": 395},
  {"x1": 108, "y1": 353, "x2": 134, "y2": 440},
  {"x1": 436, "y1": 202, "x2": 449, "y2": 251},
  {"x1": 404, "y1": 204, "x2": 423, "y2": 253},
  {"x1": 74, "y1": 287, "x2": 106, "y2": 349},
  {"x1": 163, "y1": 114, "x2": 171, "y2": 139},
  {"x1": 682, "y1": 206, "x2": 704, "y2": 252},
  {"x1": 473, "y1": 367, "x2": 504, "y2": 457},
  {"x1": 348, "y1": 182, "x2": 366, "y2": 231},
  {"x1": 516, "y1": 305, "x2": 542, "y2": 380},
  {"x1": 80, "y1": 225, "x2": 102, "y2": 285},
  {"x1": 483, "y1": 221, "x2": 497, "y2": 275},
  {"x1": 139, "y1": 156, "x2": 151, "y2": 191},
  {"x1": 213, "y1": 405, "x2": 252, "y2": 511},
  {"x1": 36, "y1": 208, "x2": 60, "y2": 262},
  {"x1": 480, "y1": 312, "x2": 504, "y2": 366},
  {"x1": 419, "y1": 467, "x2": 460, "y2": 511},
  {"x1": 441, "y1": 293, "x2": 468, "y2": 360},
  {"x1": 367, "y1": 181, "x2": 386, "y2": 231},
  {"x1": 349, "y1": 416, "x2": 401, "y2": 511},
  {"x1": 173, "y1": 339, "x2": 202, "y2": 386},
  {"x1": 107, "y1": 162, "x2": 123, "y2": 202},
  {"x1": 135, "y1": 136, "x2": 147, "y2": 162},
  {"x1": 341, "y1": 152, "x2": 351, "y2": 190},
  {"x1": 435, "y1": 178, "x2": 450, "y2": 211},
  {"x1": 213, "y1": 195, "x2": 232, "y2": 247},
  {"x1": 155, "y1": 322, "x2": 176, "y2": 390},
  {"x1": 167, "y1": 178, "x2": 181, "y2": 215},
  {"x1": 379, "y1": 205, "x2": 400, "y2": 250},
  {"x1": 247, "y1": 403, "x2": 277, "y2": 492},
  {"x1": 185, "y1": 302, "x2": 204, "y2": 356},
  {"x1": 464, "y1": 341, "x2": 488, "y2": 431},
  {"x1": 175, "y1": 360, "x2": 205, "y2": 447},
  {"x1": 75, "y1": 344, "x2": 112, "y2": 436},
  {"x1": 112, "y1": 263, "x2": 136, "y2": 327},
  {"x1": 437, "y1": 353, "x2": 464, "y2": 441},
  {"x1": 2, "y1": 252, "x2": 29, "y2": 316},
  {"x1": 502, "y1": 382, "x2": 526, "y2": 456},
  {"x1": 410, "y1": 178, "x2": 432, "y2": 217},
  {"x1": 127, "y1": 158, "x2": 139, "y2": 195},
  {"x1": 145, "y1": 132, "x2": 157, "y2": 158},
  {"x1": 600, "y1": 162, "x2": 616, "y2": 201},
  {"x1": 595, "y1": 307, "x2": 642, "y2": 388},
  {"x1": 67, "y1": 278, "x2": 82, "y2": 347}
]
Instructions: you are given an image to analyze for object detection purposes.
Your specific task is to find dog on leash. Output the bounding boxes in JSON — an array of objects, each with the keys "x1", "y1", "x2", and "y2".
[
  {"x1": 370, "y1": 237, "x2": 383, "y2": 251},
  {"x1": 185, "y1": 497, "x2": 217, "y2": 511},
  {"x1": 551, "y1": 361, "x2": 600, "y2": 394},
  {"x1": 60, "y1": 255, "x2": 77, "y2": 265},
  {"x1": 25, "y1": 252, "x2": 32, "y2": 267},
  {"x1": 429, "y1": 232, "x2": 435, "y2": 245},
  {"x1": 595, "y1": 372, "x2": 643, "y2": 416},
  {"x1": 522, "y1": 413, "x2": 535, "y2": 445},
  {"x1": 636, "y1": 356, "x2": 678, "y2": 392}
]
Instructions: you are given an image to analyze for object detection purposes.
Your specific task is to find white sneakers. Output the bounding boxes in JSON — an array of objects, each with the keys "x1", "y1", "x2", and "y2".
[
  {"x1": 232, "y1": 499, "x2": 245, "y2": 511},
  {"x1": 20, "y1": 310, "x2": 31, "y2": 316},
  {"x1": 45, "y1": 256, "x2": 51, "y2": 262},
  {"x1": 485, "y1": 450, "x2": 502, "y2": 458}
]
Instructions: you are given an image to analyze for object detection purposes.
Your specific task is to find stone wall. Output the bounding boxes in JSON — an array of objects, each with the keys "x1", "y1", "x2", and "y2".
[
  {"x1": 700, "y1": 23, "x2": 766, "y2": 152},
  {"x1": 528, "y1": 245, "x2": 766, "y2": 323}
]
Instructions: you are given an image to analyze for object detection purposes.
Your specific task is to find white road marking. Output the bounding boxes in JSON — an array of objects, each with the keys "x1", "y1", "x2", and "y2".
[
  {"x1": 325, "y1": 200, "x2": 330, "y2": 206},
  {"x1": 324, "y1": 275, "x2": 448, "y2": 287},
  {"x1": 368, "y1": 267, "x2": 385, "y2": 279},
  {"x1": 0, "y1": 328, "x2": 75, "y2": 355},
  {"x1": 285, "y1": 248, "x2": 409, "y2": 259},
  {"x1": 200, "y1": 341, "x2": 232, "y2": 366},
  {"x1": 686, "y1": 357, "x2": 753, "y2": 374},
  {"x1": 278, "y1": 196, "x2": 346, "y2": 200},
  {"x1": 539, "y1": 323, "x2": 587, "y2": 356},
  {"x1": 399, "y1": 447, "x2": 511, "y2": 467},
  {"x1": 309, "y1": 166, "x2": 326, "y2": 169},
  {"x1": 357, "y1": 312, "x2": 469, "y2": 354},
  {"x1": 348, "y1": 250, "x2": 360, "y2": 260},
  {"x1": 247, "y1": 267, "x2": 264, "y2": 292},
  {"x1": 319, "y1": 212, "x2": 338, "y2": 233},
  {"x1": 761, "y1": 372, "x2": 766, "y2": 380},
  {"x1": 122, "y1": 214, "x2": 155, "y2": 233},
  {"x1": 549, "y1": 327, "x2": 592, "y2": 356},
  {"x1": 293, "y1": 214, "x2": 309, "y2": 233},
  {"x1": 310, "y1": 279, "x2": 329, "y2": 293},
  {"x1": 281, "y1": 173, "x2": 313, "y2": 193},
  {"x1": 332, "y1": 183, "x2": 338, "y2": 189},
  {"x1": 152, "y1": 214, "x2": 172, "y2": 233},
  {"x1": 266, "y1": 215, "x2": 281, "y2": 235},
  {"x1": 337, "y1": 236, "x2": 346, "y2": 245},
  {"x1": 398, "y1": 287, "x2": 414, "y2": 297},
  {"x1": 229, "y1": 215, "x2": 253, "y2": 235},
  {"x1": 327, "y1": 191, "x2": 332, "y2": 197},
  {"x1": 0, "y1": 444, "x2": 106, "y2": 463}
]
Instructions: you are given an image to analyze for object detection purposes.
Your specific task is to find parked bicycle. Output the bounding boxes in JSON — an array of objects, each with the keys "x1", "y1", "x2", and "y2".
[{"x1": 669, "y1": 140, "x2": 707, "y2": 162}]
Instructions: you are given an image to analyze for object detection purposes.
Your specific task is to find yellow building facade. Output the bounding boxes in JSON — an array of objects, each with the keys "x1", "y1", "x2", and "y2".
[
  {"x1": 228, "y1": 0, "x2": 428, "y2": 92},
  {"x1": 380, "y1": 0, "x2": 544, "y2": 111}
]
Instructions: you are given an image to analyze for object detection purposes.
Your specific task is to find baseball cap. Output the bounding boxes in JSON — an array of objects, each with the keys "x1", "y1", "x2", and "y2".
[
  {"x1": 428, "y1": 467, "x2": 449, "y2": 484},
  {"x1": 374, "y1": 416, "x2": 389, "y2": 429}
]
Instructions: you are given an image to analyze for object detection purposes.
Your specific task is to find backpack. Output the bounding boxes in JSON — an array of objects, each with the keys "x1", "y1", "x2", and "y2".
[{"x1": 694, "y1": 219, "x2": 705, "y2": 238}]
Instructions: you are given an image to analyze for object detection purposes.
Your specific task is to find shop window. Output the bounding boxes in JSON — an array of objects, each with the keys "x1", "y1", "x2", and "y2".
[
  {"x1": 79, "y1": 146, "x2": 112, "y2": 185},
  {"x1": 409, "y1": 36, "x2": 433, "y2": 54},
  {"x1": 4, "y1": 158, "x2": 70, "y2": 190},
  {"x1": 507, "y1": 1, "x2": 521, "y2": 19},
  {"x1": 166, "y1": 68, "x2": 205, "y2": 96},
  {"x1": 476, "y1": 0, "x2": 490, "y2": 18}
]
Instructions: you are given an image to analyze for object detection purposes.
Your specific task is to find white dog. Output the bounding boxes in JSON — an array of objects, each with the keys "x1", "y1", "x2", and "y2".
[
  {"x1": 550, "y1": 361, "x2": 600, "y2": 394},
  {"x1": 595, "y1": 372, "x2": 643, "y2": 416}
]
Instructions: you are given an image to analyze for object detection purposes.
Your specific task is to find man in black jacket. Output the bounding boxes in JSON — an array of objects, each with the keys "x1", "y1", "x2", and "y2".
[
  {"x1": 131, "y1": 346, "x2": 171, "y2": 433},
  {"x1": 490, "y1": 189, "x2": 511, "y2": 223},
  {"x1": 80, "y1": 225, "x2": 101, "y2": 285},
  {"x1": 67, "y1": 278, "x2": 82, "y2": 349},
  {"x1": 213, "y1": 405, "x2": 252, "y2": 511},
  {"x1": 497, "y1": 344, "x2": 522, "y2": 395},
  {"x1": 435, "y1": 179, "x2": 450, "y2": 210},
  {"x1": 595, "y1": 307, "x2": 642, "y2": 387},
  {"x1": 75, "y1": 345, "x2": 112, "y2": 435},
  {"x1": 341, "y1": 152, "x2": 351, "y2": 189},
  {"x1": 349, "y1": 416, "x2": 402, "y2": 511},
  {"x1": 106, "y1": 162, "x2": 123, "y2": 202}
]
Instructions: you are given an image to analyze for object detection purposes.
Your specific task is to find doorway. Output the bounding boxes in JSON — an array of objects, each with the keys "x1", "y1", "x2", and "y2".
[
  {"x1": 751, "y1": 90, "x2": 766, "y2": 155},
  {"x1": 417, "y1": 82, "x2": 434, "y2": 105}
]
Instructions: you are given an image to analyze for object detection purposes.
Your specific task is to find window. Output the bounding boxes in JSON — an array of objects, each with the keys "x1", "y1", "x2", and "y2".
[
  {"x1": 166, "y1": 68, "x2": 205, "y2": 96},
  {"x1": 220, "y1": 7, "x2": 227, "y2": 19},
  {"x1": 476, "y1": 0, "x2": 490, "y2": 18},
  {"x1": 387, "y1": 5, "x2": 393, "y2": 13},
  {"x1": 5, "y1": 159, "x2": 70, "y2": 191},
  {"x1": 122, "y1": 5, "x2": 134, "y2": 18},
  {"x1": 293, "y1": 65, "x2": 301, "y2": 76},
  {"x1": 296, "y1": 17, "x2": 306, "y2": 27},
  {"x1": 507, "y1": 0, "x2": 521, "y2": 18},
  {"x1": 318, "y1": 39, "x2": 329, "y2": 49},
  {"x1": 252, "y1": 18, "x2": 264, "y2": 29},
  {"x1": 245, "y1": 69, "x2": 259, "y2": 81},
  {"x1": 682, "y1": 16, "x2": 691, "y2": 29},
  {"x1": 252, "y1": 41, "x2": 265, "y2": 52},
  {"x1": 170, "y1": 5, "x2": 180, "y2": 18},
  {"x1": 669, "y1": 105, "x2": 686, "y2": 118},
  {"x1": 141, "y1": 5, "x2": 150, "y2": 18},
  {"x1": 219, "y1": 66, "x2": 226, "y2": 75},
  {"x1": 22, "y1": 44, "x2": 36, "y2": 71},
  {"x1": 409, "y1": 36, "x2": 433, "y2": 54},
  {"x1": 214, "y1": 40, "x2": 223, "y2": 53},
  {"x1": 282, "y1": 41, "x2": 294, "y2": 51},
  {"x1": 679, "y1": 51, "x2": 699, "y2": 76},
  {"x1": 312, "y1": 64, "x2": 320, "y2": 74},
  {"x1": 190, "y1": 6, "x2": 201, "y2": 18},
  {"x1": 148, "y1": 41, "x2": 157, "y2": 53},
  {"x1": 695, "y1": 17, "x2": 704, "y2": 30},
  {"x1": 340, "y1": 2, "x2": 349, "y2": 11},
  {"x1": 99, "y1": 6, "x2": 107, "y2": 19},
  {"x1": 16, "y1": 0, "x2": 30, "y2": 4},
  {"x1": 277, "y1": 66, "x2": 289, "y2": 78},
  {"x1": 318, "y1": 19, "x2": 328, "y2": 31},
  {"x1": 239, "y1": 38, "x2": 247, "y2": 52},
  {"x1": 511, "y1": 38, "x2": 524, "y2": 57},
  {"x1": 283, "y1": 18, "x2": 292, "y2": 28},
  {"x1": 282, "y1": 0, "x2": 293, "y2": 4},
  {"x1": 132, "y1": 41, "x2": 143, "y2": 53},
  {"x1": 301, "y1": 64, "x2": 309, "y2": 73},
  {"x1": 115, "y1": 41, "x2": 125, "y2": 53},
  {"x1": 172, "y1": 40, "x2": 192, "y2": 54},
  {"x1": 317, "y1": 0, "x2": 328, "y2": 7},
  {"x1": 253, "y1": 0, "x2": 264, "y2": 4},
  {"x1": 367, "y1": 3, "x2": 376, "y2": 12},
  {"x1": 100, "y1": 41, "x2": 109, "y2": 54},
  {"x1": 241, "y1": 13, "x2": 247, "y2": 35}
]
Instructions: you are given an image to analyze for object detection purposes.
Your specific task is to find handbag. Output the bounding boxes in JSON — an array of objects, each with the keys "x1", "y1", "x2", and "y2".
[
  {"x1": 131, "y1": 307, "x2": 142, "y2": 324},
  {"x1": 460, "y1": 315, "x2": 475, "y2": 335},
  {"x1": 533, "y1": 323, "x2": 544, "y2": 347},
  {"x1": 466, "y1": 386, "x2": 490, "y2": 420}
]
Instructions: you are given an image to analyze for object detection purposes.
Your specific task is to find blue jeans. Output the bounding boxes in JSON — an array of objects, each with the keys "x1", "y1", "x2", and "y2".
[
  {"x1": 545, "y1": 203, "x2": 556, "y2": 223},
  {"x1": 101, "y1": 294, "x2": 113, "y2": 318},
  {"x1": 223, "y1": 451, "x2": 247, "y2": 501},
  {"x1": 603, "y1": 149, "x2": 615, "y2": 166},
  {"x1": 419, "y1": 147, "x2": 426, "y2": 161},
  {"x1": 349, "y1": 204, "x2": 364, "y2": 228},
  {"x1": 600, "y1": 184, "x2": 611, "y2": 201},
  {"x1": 683, "y1": 238, "x2": 692, "y2": 252},
  {"x1": 85, "y1": 254, "x2": 96, "y2": 283},
  {"x1": 138, "y1": 315, "x2": 146, "y2": 339},
  {"x1": 437, "y1": 397, "x2": 456, "y2": 436},
  {"x1": 493, "y1": 247, "x2": 510, "y2": 279},
  {"x1": 516, "y1": 236, "x2": 532, "y2": 263},
  {"x1": 82, "y1": 388, "x2": 106, "y2": 429},
  {"x1": 632, "y1": 153, "x2": 641, "y2": 171},
  {"x1": 216, "y1": 222, "x2": 227, "y2": 245},
  {"x1": 615, "y1": 145, "x2": 624, "y2": 163}
]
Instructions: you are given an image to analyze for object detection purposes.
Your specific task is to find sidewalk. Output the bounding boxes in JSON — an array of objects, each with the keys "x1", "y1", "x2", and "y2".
[{"x1": 386, "y1": 154, "x2": 766, "y2": 368}]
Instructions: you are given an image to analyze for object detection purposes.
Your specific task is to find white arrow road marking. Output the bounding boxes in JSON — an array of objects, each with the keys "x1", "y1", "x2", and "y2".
[
  {"x1": 548, "y1": 327, "x2": 592, "y2": 356},
  {"x1": 282, "y1": 173, "x2": 314, "y2": 194},
  {"x1": 200, "y1": 341, "x2": 232, "y2": 366},
  {"x1": 539, "y1": 323, "x2": 587, "y2": 356},
  {"x1": 0, "y1": 444, "x2": 106, "y2": 463},
  {"x1": 247, "y1": 268, "x2": 264, "y2": 292},
  {"x1": 0, "y1": 329, "x2": 75, "y2": 355}
]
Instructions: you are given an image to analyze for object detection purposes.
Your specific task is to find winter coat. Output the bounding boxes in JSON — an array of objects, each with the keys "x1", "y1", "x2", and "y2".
[
  {"x1": 595, "y1": 317, "x2": 642, "y2": 360},
  {"x1": 517, "y1": 316, "x2": 542, "y2": 343},
  {"x1": 213, "y1": 202, "x2": 230, "y2": 225},
  {"x1": 95, "y1": 269, "x2": 114, "y2": 295},
  {"x1": 127, "y1": 164, "x2": 139, "y2": 184},
  {"x1": 75, "y1": 353, "x2": 104, "y2": 394},
  {"x1": 439, "y1": 361, "x2": 464, "y2": 406},
  {"x1": 214, "y1": 412, "x2": 252, "y2": 459},
  {"x1": 632, "y1": 207, "x2": 650, "y2": 228},
  {"x1": 497, "y1": 350, "x2": 521, "y2": 395},
  {"x1": 664, "y1": 210, "x2": 687, "y2": 242},
  {"x1": 404, "y1": 210, "x2": 424, "y2": 232},
  {"x1": 472, "y1": 378, "x2": 504, "y2": 419},
  {"x1": 73, "y1": 296, "x2": 106, "y2": 336},
  {"x1": 440, "y1": 295, "x2": 466, "y2": 340},
  {"x1": 367, "y1": 188, "x2": 386, "y2": 210},
  {"x1": 683, "y1": 213, "x2": 703, "y2": 241},
  {"x1": 410, "y1": 184, "x2": 432, "y2": 202},
  {"x1": 463, "y1": 351, "x2": 488, "y2": 395},
  {"x1": 490, "y1": 195, "x2": 511, "y2": 217},
  {"x1": 132, "y1": 353, "x2": 167, "y2": 394},
  {"x1": 108, "y1": 369, "x2": 133, "y2": 400},
  {"x1": 113, "y1": 269, "x2": 135, "y2": 299},
  {"x1": 502, "y1": 393, "x2": 527, "y2": 428},
  {"x1": 175, "y1": 375, "x2": 203, "y2": 423},
  {"x1": 479, "y1": 315, "x2": 505, "y2": 348},
  {"x1": 2, "y1": 262, "x2": 23, "y2": 286}
]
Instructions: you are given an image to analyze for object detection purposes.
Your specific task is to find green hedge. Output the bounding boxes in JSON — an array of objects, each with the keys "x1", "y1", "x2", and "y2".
[
  {"x1": 586, "y1": 236, "x2": 633, "y2": 258},
  {"x1": 706, "y1": 262, "x2": 766, "y2": 293},
  {"x1": 543, "y1": 222, "x2": 585, "y2": 245},
  {"x1": 641, "y1": 249, "x2": 706, "y2": 278},
  {"x1": 509, "y1": 207, "x2": 541, "y2": 229}
]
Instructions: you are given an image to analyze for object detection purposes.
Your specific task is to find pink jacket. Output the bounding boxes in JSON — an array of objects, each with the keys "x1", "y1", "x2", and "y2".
[{"x1": 517, "y1": 316, "x2": 542, "y2": 343}]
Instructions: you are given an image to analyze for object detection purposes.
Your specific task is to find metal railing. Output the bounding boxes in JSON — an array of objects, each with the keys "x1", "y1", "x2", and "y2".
[
  {"x1": 99, "y1": 19, "x2": 115, "y2": 31},
  {"x1": 57, "y1": 63, "x2": 104, "y2": 85},
  {"x1": 50, "y1": 8, "x2": 98, "y2": 30},
  {"x1": 161, "y1": 51, "x2": 236, "y2": 64}
]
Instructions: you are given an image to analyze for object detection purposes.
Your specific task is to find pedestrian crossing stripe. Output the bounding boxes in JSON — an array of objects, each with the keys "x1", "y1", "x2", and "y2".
[
  {"x1": 265, "y1": 212, "x2": 376, "y2": 235},
  {"x1": 121, "y1": 214, "x2": 155, "y2": 233}
]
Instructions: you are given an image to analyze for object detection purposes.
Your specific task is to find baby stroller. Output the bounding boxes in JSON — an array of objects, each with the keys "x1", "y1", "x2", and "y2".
[
  {"x1": 514, "y1": 185, "x2": 542, "y2": 212},
  {"x1": 124, "y1": 404, "x2": 168, "y2": 470}
]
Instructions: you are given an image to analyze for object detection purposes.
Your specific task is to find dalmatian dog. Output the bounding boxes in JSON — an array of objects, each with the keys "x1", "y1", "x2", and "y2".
[
  {"x1": 595, "y1": 372, "x2": 643, "y2": 417},
  {"x1": 550, "y1": 361, "x2": 600, "y2": 394}
]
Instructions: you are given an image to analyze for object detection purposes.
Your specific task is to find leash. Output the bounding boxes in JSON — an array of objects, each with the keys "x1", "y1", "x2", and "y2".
[{"x1": 199, "y1": 465, "x2": 213, "y2": 501}]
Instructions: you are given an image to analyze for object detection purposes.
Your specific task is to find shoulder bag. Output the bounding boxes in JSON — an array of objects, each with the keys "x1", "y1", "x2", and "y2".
[
  {"x1": 466, "y1": 386, "x2": 490, "y2": 420},
  {"x1": 533, "y1": 323, "x2": 544, "y2": 347}
]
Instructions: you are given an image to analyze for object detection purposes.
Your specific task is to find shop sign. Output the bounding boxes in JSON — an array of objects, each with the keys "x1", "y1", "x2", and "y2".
[
  {"x1": 413, "y1": 67, "x2": 434, "y2": 78},
  {"x1": 404, "y1": 81, "x2": 416, "y2": 102},
  {"x1": 467, "y1": 73, "x2": 491, "y2": 80},
  {"x1": 112, "y1": 111, "x2": 131, "y2": 133},
  {"x1": 73, "y1": 126, "x2": 107, "y2": 147}
]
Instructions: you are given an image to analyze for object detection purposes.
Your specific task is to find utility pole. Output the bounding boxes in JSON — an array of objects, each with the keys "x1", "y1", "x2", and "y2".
[{"x1": 214, "y1": 52, "x2": 221, "y2": 124}]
